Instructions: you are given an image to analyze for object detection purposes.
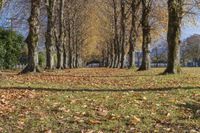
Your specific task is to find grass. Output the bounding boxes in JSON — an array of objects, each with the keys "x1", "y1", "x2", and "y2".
[{"x1": 0, "y1": 68, "x2": 200, "y2": 132}]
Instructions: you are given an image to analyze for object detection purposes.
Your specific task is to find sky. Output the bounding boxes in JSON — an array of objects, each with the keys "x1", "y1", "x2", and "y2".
[
  {"x1": 182, "y1": 15, "x2": 200, "y2": 39},
  {"x1": 182, "y1": 24, "x2": 200, "y2": 39}
]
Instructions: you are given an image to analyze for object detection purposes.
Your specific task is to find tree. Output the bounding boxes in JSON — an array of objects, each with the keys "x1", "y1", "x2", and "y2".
[
  {"x1": 112, "y1": 0, "x2": 120, "y2": 68},
  {"x1": 128, "y1": 0, "x2": 141, "y2": 68},
  {"x1": 45, "y1": 0, "x2": 57, "y2": 69},
  {"x1": 62, "y1": 0, "x2": 88, "y2": 69},
  {"x1": 119, "y1": 0, "x2": 126, "y2": 68},
  {"x1": 20, "y1": 0, "x2": 41, "y2": 74},
  {"x1": 181, "y1": 34, "x2": 200, "y2": 67},
  {"x1": 164, "y1": 0, "x2": 183, "y2": 74},
  {"x1": 55, "y1": 0, "x2": 64, "y2": 69},
  {"x1": 138, "y1": 0, "x2": 152, "y2": 71}
]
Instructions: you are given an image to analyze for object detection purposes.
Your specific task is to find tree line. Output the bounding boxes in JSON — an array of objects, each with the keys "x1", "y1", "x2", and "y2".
[
  {"x1": 18, "y1": 0, "x2": 88, "y2": 74},
  {"x1": 1, "y1": 0, "x2": 200, "y2": 74},
  {"x1": 99, "y1": 0, "x2": 200, "y2": 74}
]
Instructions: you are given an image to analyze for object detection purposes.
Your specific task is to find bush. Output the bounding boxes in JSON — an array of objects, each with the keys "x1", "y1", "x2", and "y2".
[{"x1": 0, "y1": 28, "x2": 24, "y2": 69}]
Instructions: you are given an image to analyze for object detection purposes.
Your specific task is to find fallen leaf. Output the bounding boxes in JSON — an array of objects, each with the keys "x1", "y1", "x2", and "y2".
[
  {"x1": 131, "y1": 116, "x2": 141, "y2": 125},
  {"x1": 97, "y1": 109, "x2": 108, "y2": 117},
  {"x1": 88, "y1": 119, "x2": 101, "y2": 125}
]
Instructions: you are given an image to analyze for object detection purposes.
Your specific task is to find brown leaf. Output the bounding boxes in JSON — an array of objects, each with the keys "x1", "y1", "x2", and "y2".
[
  {"x1": 97, "y1": 109, "x2": 108, "y2": 117},
  {"x1": 88, "y1": 119, "x2": 101, "y2": 125},
  {"x1": 131, "y1": 116, "x2": 141, "y2": 125}
]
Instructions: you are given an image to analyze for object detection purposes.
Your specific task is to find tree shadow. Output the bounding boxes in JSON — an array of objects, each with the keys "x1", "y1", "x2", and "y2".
[
  {"x1": 0, "y1": 86, "x2": 199, "y2": 93},
  {"x1": 177, "y1": 102, "x2": 200, "y2": 119},
  {"x1": 37, "y1": 74, "x2": 159, "y2": 78}
]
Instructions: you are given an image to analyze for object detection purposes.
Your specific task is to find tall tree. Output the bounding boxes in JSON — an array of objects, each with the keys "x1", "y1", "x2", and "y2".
[
  {"x1": 138, "y1": 0, "x2": 152, "y2": 71},
  {"x1": 112, "y1": 0, "x2": 120, "y2": 68},
  {"x1": 56, "y1": 0, "x2": 64, "y2": 69},
  {"x1": 120, "y1": 0, "x2": 126, "y2": 68},
  {"x1": 164, "y1": 0, "x2": 183, "y2": 74},
  {"x1": 45, "y1": 0, "x2": 57, "y2": 69},
  {"x1": 20, "y1": 0, "x2": 41, "y2": 74},
  {"x1": 128, "y1": 0, "x2": 140, "y2": 68}
]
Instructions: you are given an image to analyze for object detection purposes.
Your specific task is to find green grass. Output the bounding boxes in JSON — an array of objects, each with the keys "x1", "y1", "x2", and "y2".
[{"x1": 0, "y1": 68, "x2": 200, "y2": 132}]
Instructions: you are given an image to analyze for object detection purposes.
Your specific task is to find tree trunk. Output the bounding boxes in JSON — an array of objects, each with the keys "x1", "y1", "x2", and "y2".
[
  {"x1": 138, "y1": 0, "x2": 152, "y2": 71},
  {"x1": 128, "y1": 30, "x2": 135, "y2": 68},
  {"x1": 56, "y1": 41, "x2": 63, "y2": 69},
  {"x1": 45, "y1": 0, "x2": 56, "y2": 70},
  {"x1": 56, "y1": 0, "x2": 64, "y2": 69},
  {"x1": 106, "y1": 43, "x2": 110, "y2": 67},
  {"x1": 113, "y1": 39, "x2": 118, "y2": 68},
  {"x1": 109, "y1": 41, "x2": 114, "y2": 68},
  {"x1": 164, "y1": 0, "x2": 183, "y2": 74},
  {"x1": 128, "y1": 0, "x2": 140, "y2": 69},
  {"x1": 20, "y1": 0, "x2": 40, "y2": 74},
  {"x1": 75, "y1": 34, "x2": 79, "y2": 68},
  {"x1": 112, "y1": 0, "x2": 120, "y2": 68},
  {"x1": 120, "y1": 0, "x2": 125, "y2": 69},
  {"x1": 63, "y1": 38, "x2": 68, "y2": 69},
  {"x1": 68, "y1": 23, "x2": 72, "y2": 69}
]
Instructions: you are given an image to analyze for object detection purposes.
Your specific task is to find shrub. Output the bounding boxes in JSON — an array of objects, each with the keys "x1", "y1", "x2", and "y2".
[{"x1": 0, "y1": 28, "x2": 23, "y2": 69}]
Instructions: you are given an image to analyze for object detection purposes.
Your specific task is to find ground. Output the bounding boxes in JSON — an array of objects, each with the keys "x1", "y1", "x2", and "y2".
[{"x1": 0, "y1": 68, "x2": 200, "y2": 132}]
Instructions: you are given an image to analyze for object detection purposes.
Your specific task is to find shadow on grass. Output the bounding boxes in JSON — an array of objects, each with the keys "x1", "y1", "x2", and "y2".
[
  {"x1": 37, "y1": 74, "x2": 160, "y2": 78},
  {"x1": 0, "y1": 86, "x2": 199, "y2": 92},
  {"x1": 177, "y1": 102, "x2": 200, "y2": 119}
]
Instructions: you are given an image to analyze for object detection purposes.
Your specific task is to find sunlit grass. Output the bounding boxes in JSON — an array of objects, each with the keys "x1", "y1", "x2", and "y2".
[{"x1": 0, "y1": 68, "x2": 200, "y2": 132}]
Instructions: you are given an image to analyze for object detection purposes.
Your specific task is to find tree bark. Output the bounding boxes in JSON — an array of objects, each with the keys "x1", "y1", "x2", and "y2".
[
  {"x1": 120, "y1": 0, "x2": 125, "y2": 69},
  {"x1": 109, "y1": 40, "x2": 114, "y2": 68},
  {"x1": 63, "y1": 35, "x2": 68, "y2": 68},
  {"x1": 112, "y1": 0, "x2": 120, "y2": 68},
  {"x1": 56, "y1": 0, "x2": 64, "y2": 69},
  {"x1": 128, "y1": 0, "x2": 140, "y2": 69},
  {"x1": 45, "y1": 0, "x2": 56, "y2": 70},
  {"x1": 138, "y1": 0, "x2": 152, "y2": 71},
  {"x1": 164, "y1": 0, "x2": 183, "y2": 74},
  {"x1": 68, "y1": 22, "x2": 72, "y2": 69},
  {"x1": 75, "y1": 34, "x2": 79, "y2": 68},
  {"x1": 20, "y1": 0, "x2": 41, "y2": 74}
]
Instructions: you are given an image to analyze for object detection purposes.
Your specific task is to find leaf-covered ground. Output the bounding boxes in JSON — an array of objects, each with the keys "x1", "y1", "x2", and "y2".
[{"x1": 0, "y1": 68, "x2": 200, "y2": 132}]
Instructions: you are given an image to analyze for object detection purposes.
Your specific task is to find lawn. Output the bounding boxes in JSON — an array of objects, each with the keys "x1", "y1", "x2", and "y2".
[{"x1": 0, "y1": 68, "x2": 200, "y2": 132}]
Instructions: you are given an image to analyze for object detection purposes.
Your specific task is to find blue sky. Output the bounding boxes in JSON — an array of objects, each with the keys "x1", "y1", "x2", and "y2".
[
  {"x1": 182, "y1": 22, "x2": 200, "y2": 39},
  {"x1": 182, "y1": 26, "x2": 200, "y2": 39}
]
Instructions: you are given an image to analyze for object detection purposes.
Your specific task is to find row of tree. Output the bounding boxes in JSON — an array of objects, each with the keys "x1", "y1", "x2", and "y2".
[
  {"x1": 1, "y1": 0, "x2": 200, "y2": 74},
  {"x1": 98, "y1": 0, "x2": 200, "y2": 74},
  {"x1": 19, "y1": 0, "x2": 88, "y2": 74}
]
